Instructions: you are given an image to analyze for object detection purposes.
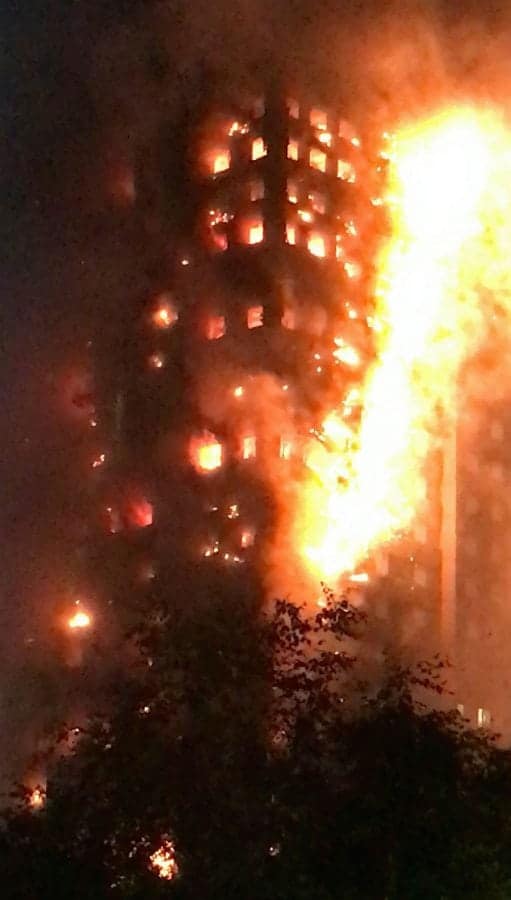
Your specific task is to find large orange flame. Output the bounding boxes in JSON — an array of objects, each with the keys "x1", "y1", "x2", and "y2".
[{"x1": 295, "y1": 106, "x2": 511, "y2": 583}]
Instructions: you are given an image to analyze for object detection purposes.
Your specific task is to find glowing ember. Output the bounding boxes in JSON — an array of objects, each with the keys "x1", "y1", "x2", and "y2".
[
  {"x1": 233, "y1": 385, "x2": 244, "y2": 398},
  {"x1": 293, "y1": 106, "x2": 511, "y2": 581},
  {"x1": 191, "y1": 432, "x2": 223, "y2": 473},
  {"x1": 68, "y1": 610, "x2": 92, "y2": 630},
  {"x1": 149, "y1": 840, "x2": 178, "y2": 881}
]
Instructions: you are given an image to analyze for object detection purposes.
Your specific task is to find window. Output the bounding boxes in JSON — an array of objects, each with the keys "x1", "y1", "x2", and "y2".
[
  {"x1": 286, "y1": 224, "x2": 296, "y2": 245},
  {"x1": 309, "y1": 192, "x2": 326, "y2": 214},
  {"x1": 250, "y1": 179, "x2": 265, "y2": 201},
  {"x1": 241, "y1": 435, "x2": 256, "y2": 460},
  {"x1": 212, "y1": 232, "x2": 228, "y2": 251},
  {"x1": 288, "y1": 98, "x2": 299, "y2": 119},
  {"x1": 281, "y1": 306, "x2": 297, "y2": 330},
  {"x1": 247, "y1": 305, "x2": 264, "y2": 329},
  {"x1": 248, "y1": 221, "x2": 264, "y2": 244},
  {"x1": 190, "y1": 432, "x2": 223, "y2": 472},
  {"x1": 310, "y1": 108, "x2": 328, "y2": 130},
  {"x1": 208, "y1": 148, "x2": 231, "y2": 175},
  {"x1": 287, "y1": 179, "x2": 299, "y2": 203},
  {"x1": 150, "y1": 294, "x2": 178, "y2": 329},
  {"x1": 287, "y1": 139, "x2": 299, "y2": 161},
  {"x1": 279, "y1": 438, "x2": 293, "y2": 460},
  {"x1": 241, "y1": 528, "x2": 255, "y2": 548},
  {"x1": 251, "y1": 137, "x2": 267, "y2": 161},
  {"x1": 148, "y1": 352, "x2": 165, "y2": 370},
  {"x1": 206, "y1": 315, "x2": 226, "y2": 340},
  {"x1": 309, "y1": 147, "x2": 327, "y2": 173},
  {"x1": 477, "y1": 708, "x2": 491, "y2": 728},
  {"x1": 337, "y1": 159, "x2": 356, "y2": 182},
  {"x1": 308, "y1": 233, "x2": 327, "y2": 258}
]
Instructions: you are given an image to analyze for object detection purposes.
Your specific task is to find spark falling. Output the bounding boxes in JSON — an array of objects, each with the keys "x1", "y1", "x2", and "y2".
[{"x1": 295, "y1": 106, "x2": 511, "y2": 583}]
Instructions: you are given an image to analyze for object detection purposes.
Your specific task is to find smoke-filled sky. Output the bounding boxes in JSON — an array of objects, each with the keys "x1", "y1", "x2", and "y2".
[{"x1": 2, "y1": 0, "x2": 511, "y2": 783}]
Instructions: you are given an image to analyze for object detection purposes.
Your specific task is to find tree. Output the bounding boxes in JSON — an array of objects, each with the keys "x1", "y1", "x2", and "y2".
[{"x1": 2, "y1": 585, "x2": 511, "y2": 899}]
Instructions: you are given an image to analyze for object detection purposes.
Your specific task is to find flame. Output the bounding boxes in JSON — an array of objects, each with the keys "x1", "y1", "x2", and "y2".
[
  {"x1": 149, "y1": 840, "x2": 178, "y2": 881},
  {"x1": 191, "y1": 432, "x2": 223, "y2": 473},
  {"x1": 294, "y1": 106, "x2": 511, "y2": 582},
  {"x1": 68, "y1": 610, "x2": 92, "y2": 630},
  {"x1": 29, "y1": 788, "x2": 45, "y2": 810}
]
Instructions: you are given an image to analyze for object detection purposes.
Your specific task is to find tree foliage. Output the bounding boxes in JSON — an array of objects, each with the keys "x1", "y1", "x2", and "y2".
[{"x1": 2, "y1": 586, "x2": 511, "y2": 899}]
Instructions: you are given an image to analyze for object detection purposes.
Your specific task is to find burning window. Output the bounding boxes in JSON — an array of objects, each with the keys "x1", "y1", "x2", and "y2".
[
  {"x1": 279, "y1": 437, "x2": 293, "y2": 460},
  {"x1": 247, "y1": 305, "x2": 263, "y2": 329},
  {"x1": 286, "y1": 224, "x2": 296, "y2": 245},
  {"x1": 205, "y1": 147, "x2": 231, "y2": 175},
  {"x1": 337, "y1": 159, "x2": 356, "y2": 182},
  {"x1": 212, "y1": 232, "x2": 228, "y2": 251},
  {"x1": 241, "y1": 435, "x2": 256, "y2": 460},
  {"x1": 307, "y1": 233, "x2": 327, "y2": 258},
  {"x1": 477, "y1": 708, "x2": 491, "y2": 728},
  {"x1": 241, "y1": 528, "x2": 255, "y2": 548},
  {"x1": 241, "y1": 215, "x2": 264, "y2": 245},
  {"x1": 338, "y1": 119, "x2": 360, "y2": 146},
  {"x1": 191, "y1": 431, "x2": 223, "y2": 472},
  {"x1": 127, "y1": 496, "x2": 153, "y2": 528},
  {"x1": 253, "y1": 96, "x2": 265, "y2": 117},
  {"x1": 288, "y1": 98, "x2": 299, "y2": 119},
  {"x1": 309, "y1": 191, "x2": 326, "y2": 214},
  {"x1": 151, "y1": 294, "x2": 177, "y2": 329},
  {"x1": 309, "y1": 147, "x2": 327, "y2": 172},
  {"x1": 287, "y1": 179, "x2": 299, "y2": 203},
  {"x1": 281, "y1": 306, "x2": 297, "y2": 330},
  {"x1": 310, "y1": 108, "x2": 328, "y2": 131},
  {"x1": 287, "y1": 139, "x2": 299, "y2": 161},
  {"x1": 251, "y1": 137, "x2": 267, "y2": 161},
  {"x1": 298, "y1": 208, "x2": 313, "y2": 224},
  {"x1": 318, "y1": 131, "x2": 332, "y2": 147},
  {"x1": 344, "y1": 260, "x2": 361, "y2": 279},
  {"x1": 148, "y1": 352, "x2": 165, "y2": 370},
  {"x1": 206, "y1": 315, "x2": 226, "y2": 340},
  {"x1": 335, "y1": 236, "x2": 345, "y2": 261},
  {"x1": 250, "y1": 179, "x2": 265, "y2": 201}
]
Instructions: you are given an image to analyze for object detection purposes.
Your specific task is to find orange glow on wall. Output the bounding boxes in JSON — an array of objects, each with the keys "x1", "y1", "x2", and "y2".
[
  {"x1": 308, "y1": 233, "x2": 327, "y2": 258},
  {"x1": 310, "y1": 148, "x2": 327, "y2": 172},
  {"x1": 251, "y1": 137, "x2": 266, "y2": 160},
  {"x1": 247, "y1": 305, "x2": 263, "y2": 329},
  {"x1": 206, "y1": 315, "x2": 226, "y2": 340},
  {"x1": 191, "y1": 432, "x2": 223, "y2": 472}
]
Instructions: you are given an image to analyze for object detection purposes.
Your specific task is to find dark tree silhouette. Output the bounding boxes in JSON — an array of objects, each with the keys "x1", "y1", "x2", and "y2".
[{"x1": 2, "y1": 586, "x2": 511, "y2": 899}]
